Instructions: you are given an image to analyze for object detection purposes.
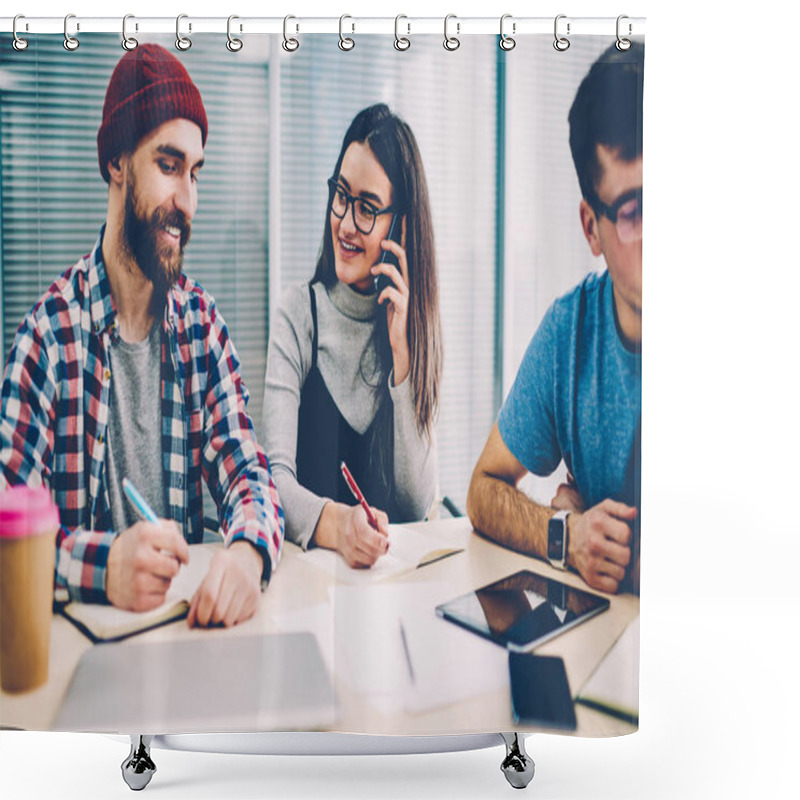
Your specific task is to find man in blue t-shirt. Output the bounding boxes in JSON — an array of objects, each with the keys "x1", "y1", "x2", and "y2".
[{"x1": 467, "y1": 42, "x2": 643, "y2": 595}]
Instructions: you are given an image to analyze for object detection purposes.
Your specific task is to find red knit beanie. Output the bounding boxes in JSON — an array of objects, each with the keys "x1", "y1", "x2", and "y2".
[{"x1": 97, "y1": 43, "x2": 208, "y2": 183}]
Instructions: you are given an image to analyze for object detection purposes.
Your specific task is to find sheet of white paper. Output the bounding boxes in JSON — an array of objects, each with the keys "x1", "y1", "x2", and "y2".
[
  {"x1": 328, "y1": 584, "x2": 416, "y2": 696},
  {"x1": 273, "y1": 581, "x2": 509, "y2": 717},
  {"x1": 300, "y1": 524, "x2": 460, "y2": 584},
  {"x1": 273, "y1": 587, "x2": 417, "y2": 716},
  {"x1": 400, "y1": 593, "x2": 510, "y2": 714},
  {"x1": 166, "y1": 546, "x2": 216, "y2": 605}
]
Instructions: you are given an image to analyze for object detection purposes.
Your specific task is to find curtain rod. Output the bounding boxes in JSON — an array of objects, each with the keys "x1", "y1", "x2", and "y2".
[{"x1": 0, "y1": 16, "x2": 645, "y2": 37}]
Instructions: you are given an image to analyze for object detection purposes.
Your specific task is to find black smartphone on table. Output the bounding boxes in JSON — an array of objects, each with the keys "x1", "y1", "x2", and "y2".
[
  {"x1": 373, "y1": 213, "x2": 403, "y2": 295},
  {"x1": 509, "y1": 652, "x2": 577, "y2": 730}
]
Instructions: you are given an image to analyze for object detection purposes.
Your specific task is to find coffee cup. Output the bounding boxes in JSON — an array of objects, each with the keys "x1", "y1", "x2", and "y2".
[{"x1": 0, "y1": 486, "x2": 59, "y2": 693}]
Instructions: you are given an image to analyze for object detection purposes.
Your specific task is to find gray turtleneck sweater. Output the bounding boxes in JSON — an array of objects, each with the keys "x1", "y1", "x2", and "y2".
[{"x1": 261, "y1": 280, "x2": 438, "y2": 549}]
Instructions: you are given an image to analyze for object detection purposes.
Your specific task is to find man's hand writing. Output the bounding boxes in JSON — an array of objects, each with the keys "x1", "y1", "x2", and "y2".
[{"x1": 106, "y1": 520, "x2": 189, "y2": 611}]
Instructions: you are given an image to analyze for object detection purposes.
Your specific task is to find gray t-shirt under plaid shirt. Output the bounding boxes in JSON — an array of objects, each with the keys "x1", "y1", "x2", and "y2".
[{"x1": 105, "y1": 321, "x2": 168, "y2": 533}]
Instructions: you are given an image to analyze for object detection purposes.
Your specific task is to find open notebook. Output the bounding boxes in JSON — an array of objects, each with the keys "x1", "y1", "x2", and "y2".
[
  {"x1": 576, "y1": 615, "x2": 640, "y2": 724},
  {"x1": 301, "y1": 524, "x2": 464, "y2": 584},
  {"x1": 58, "y1": 546, "x2": 216, "y2": 643}
]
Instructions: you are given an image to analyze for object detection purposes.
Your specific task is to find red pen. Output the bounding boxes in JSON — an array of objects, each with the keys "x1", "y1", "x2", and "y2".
[{"x1": 340, "y1": 461, "x2": 379, "y2": 530}]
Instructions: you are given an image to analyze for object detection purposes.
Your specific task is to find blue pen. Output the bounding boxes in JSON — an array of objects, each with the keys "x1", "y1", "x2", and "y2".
[
  {"x1": 122, "y1": 477, "x2": 180, "y2": 562},
  {"x1": 122, "y1": 477, "x2": 159, "y2": 523}
]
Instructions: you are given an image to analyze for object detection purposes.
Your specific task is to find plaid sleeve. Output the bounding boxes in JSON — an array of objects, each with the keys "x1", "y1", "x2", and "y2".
[
  {"x1": 1, "y1": 314, "x2": 58, "y2": 487},
  {"x1": 1, "y1": 312, "x2": 115, "y2": 604},
  {"x1": 54, "y1": 527, "x2": 116, "y2": 604},
  {"x1": 200, "y1": 304, "x2": 284, "y2": 581}
]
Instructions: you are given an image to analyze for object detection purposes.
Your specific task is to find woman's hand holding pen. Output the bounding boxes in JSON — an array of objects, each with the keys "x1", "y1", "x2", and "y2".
[
  {"x1": 372, "y1": 216, "x2": 410, "y2": 386},
  {"x1": 340, "y1": 504, "x2": 390, "y2": 568},
  {"x1": 315, "y1": 502, "x2": 390, "y2": 569}
]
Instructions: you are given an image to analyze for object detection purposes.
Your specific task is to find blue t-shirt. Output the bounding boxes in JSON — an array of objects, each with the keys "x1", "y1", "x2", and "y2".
[{"x1": 497, "y1": 270, "x2": 641, "y2": 511}]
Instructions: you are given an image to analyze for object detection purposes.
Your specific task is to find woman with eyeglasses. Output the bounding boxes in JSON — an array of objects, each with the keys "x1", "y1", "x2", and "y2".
[{"x1": 262, "y1": 104, "x2": 442, "y2": 568}]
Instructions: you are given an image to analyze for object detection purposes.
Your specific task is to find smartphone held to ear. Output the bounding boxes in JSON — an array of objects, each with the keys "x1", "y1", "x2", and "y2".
[
  {"x1": 374, "y1": 213, "x2": 403, "y2": 295},
  {"x1": 509, "y1": 652, "x2": 577, "y2": 730}
]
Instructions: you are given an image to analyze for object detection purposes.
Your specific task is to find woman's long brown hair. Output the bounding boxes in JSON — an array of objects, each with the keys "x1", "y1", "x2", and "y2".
[{"x1": 312, "y1": 104, "x2": 443, "y2": 503}]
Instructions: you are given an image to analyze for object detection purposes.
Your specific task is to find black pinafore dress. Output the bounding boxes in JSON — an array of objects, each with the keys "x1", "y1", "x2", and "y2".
[{"x1": 295, "y1": 284, "x2": 399, "y2": 520}]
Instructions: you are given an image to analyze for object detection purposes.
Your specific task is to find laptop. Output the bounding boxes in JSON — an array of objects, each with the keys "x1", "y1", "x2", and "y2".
[{"x1": 52, "y1": 632, "x2": 337, "y2": 733}]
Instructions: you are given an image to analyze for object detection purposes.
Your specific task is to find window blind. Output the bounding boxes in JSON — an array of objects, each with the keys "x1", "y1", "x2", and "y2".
[
  {"x1": 504, "y1": 36, "x2": 611, "y2": 387},
  {"x1": 0, "y1": 34, "x2": 271, "y2": 427}
]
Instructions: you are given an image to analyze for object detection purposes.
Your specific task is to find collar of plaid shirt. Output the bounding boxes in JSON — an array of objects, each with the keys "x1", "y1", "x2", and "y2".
[
  {"x1": 88, "y1": 225, "x2": 179, "y2": 340},
  {"x1": 3, "y1": 227, "x2": 283, "y2": 603}
]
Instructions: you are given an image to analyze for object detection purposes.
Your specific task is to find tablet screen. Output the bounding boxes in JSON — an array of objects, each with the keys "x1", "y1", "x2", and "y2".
[{"x1": 436, "y1": 570, "x2": 610, "y2": 651}]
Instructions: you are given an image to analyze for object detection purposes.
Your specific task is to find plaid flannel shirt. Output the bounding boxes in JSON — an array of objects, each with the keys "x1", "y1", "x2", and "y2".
[{"x1": 1, "y1": 229, "x2": 284, "y2": 603}]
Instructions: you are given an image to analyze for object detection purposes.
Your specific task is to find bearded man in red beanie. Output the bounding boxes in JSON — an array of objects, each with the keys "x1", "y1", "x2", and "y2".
[{"x1": 0, "y1": 44, "x2": 284, "y2": 628}]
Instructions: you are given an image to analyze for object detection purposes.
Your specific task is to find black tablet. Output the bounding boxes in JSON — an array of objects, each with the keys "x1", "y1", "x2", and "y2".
[{"x1": 435, "y1": 570, "x2": 610, "y2": 652}]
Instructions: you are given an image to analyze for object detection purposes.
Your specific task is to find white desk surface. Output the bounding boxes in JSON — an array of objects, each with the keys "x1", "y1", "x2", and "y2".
[{"x1": 0, "y1": 517, "x2": 639, "y2": 737}]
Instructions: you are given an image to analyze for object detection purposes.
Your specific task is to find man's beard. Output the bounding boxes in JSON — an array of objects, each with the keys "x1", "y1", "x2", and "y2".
[{"x1": 122, "y1": 170, "x2": 191, "y2": 308}]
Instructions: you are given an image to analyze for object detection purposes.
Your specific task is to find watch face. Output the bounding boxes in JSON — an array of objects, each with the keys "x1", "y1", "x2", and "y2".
[{"x1": 548, "y1": 517, "x2": 565, "y2": 561}]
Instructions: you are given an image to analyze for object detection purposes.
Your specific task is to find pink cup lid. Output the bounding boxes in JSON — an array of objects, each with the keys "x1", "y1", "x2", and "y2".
[{"x1": 0, "y1": 486, "x2": 60, "y2": 538}]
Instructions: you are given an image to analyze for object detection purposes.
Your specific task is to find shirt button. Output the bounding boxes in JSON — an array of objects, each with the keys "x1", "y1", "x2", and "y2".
[
  {"x1": 104, "y1": 369, "x2": 111, "y2": 380},
  {"x1": 98, "y1": 434, "x2": 104, "y2": 444}
]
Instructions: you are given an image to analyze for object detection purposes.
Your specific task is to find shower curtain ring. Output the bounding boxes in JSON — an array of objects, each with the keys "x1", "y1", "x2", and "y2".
[
  {"x1": 616, "y1": 15, "x2": 632, "y2": 51},
  {"x1": 176, "y1": 14, "x2": 192, "y2": 51},
  {"x1": 122, "y1": 14, "x2": 138, "y2": 50},
  {"x1": 554, "y1": 14, "x2": 570, "y2": 51},
  {"x1": 12, "y1": 14, "x2": 28, "y2": 51},
  {"x1": 227, "y1": 15, "x2": 243, "y2": 52},
  {"x1": 339, "y1": 15, "x2": 355, "y2": 51},
  {"x1": 443, "y1": 14, "x2": 460, "y2": 51},
  {"x1": 394, "y1": 15, "x2": 410, "y2": 51},
  {"x1": 64, "y1": 14, "x2": 80, "y2": 51},
  {"x1": 499, "y1": 14, "x2": 516, "y2": 51},
  {"x1": 283, "y1": 15, "x2": 299, "y2": 52}
]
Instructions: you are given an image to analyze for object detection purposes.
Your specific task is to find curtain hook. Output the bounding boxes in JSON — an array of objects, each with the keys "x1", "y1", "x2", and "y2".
[
  {"x1": 499, "y1": 14, "x2": 516, "y2": 51},
  {"x1": 616, "y1": 15, "x2": 632, "y2": 51},
  {"x1": 12, "y1": 14, "x2": 28, "y2": 51},
  {"x1": 339, "y1": 14, "x2": 355, "y2": 51},
  {"x1": 122, "y1": 14, "x2": 138, "y2": 51},
  {"x1": 282, "y1": 15, "x2": 299, "y2": 52},
  {"x1": 443, "y1": 14, "x2": 460, "y2": 51},
  {"x1": 554, "y1": 14, "x2": 571, "y2": 52},
  {"x1": 176, "y1": 14, "x2": 192, "y2": 51},
  {"x1": 227, "y1": 15, "x2": 243, "y2": 52},
  {"x1": 64, "y1": 13, "x2": 80, "y2": 51},
  {"x1": 394, "y1": 15, "x2": 410, "y2": 51}
]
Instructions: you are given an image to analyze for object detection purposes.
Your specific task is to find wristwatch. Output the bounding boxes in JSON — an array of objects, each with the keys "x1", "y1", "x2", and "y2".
[{"x1": 547, "y1": 510, "x2": 570, "y2": 570}]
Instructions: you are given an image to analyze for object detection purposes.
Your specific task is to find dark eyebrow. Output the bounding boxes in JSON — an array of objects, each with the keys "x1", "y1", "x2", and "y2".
[
  {"x1": 157, "y1": 144, "x2": 204, "y2": 171},
  {"x1": 609, "y1": 186, "x2": 641, "y2": 212},
  {"x1": 358, "y1": 190, "x2": 383, "y2": 206},
  {"x1": 336, "y1": 174, "x2": 384, "y2": 206}
]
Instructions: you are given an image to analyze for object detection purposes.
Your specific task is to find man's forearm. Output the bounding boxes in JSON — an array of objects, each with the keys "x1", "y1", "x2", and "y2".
[{"x1": 466, "y1": 471, "x2": 554, "y2": 560}]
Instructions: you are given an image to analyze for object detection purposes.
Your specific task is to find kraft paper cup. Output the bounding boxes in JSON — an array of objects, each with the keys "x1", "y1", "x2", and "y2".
[{"x1": 0, "y1": 486, "x2": 59, "y2": 693}]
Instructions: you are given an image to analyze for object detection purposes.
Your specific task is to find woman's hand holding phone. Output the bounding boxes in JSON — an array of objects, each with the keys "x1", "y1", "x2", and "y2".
[{"x1": 371, "y1": 215, "x2": 410, "y2": 386}]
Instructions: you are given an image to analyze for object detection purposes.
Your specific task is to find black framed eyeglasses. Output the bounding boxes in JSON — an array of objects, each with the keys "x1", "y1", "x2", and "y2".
[
  {"x1": 589, "y1": 186, "x2": 642, "y2": 244},
  {"x1": 327, "y1": 177, "x2": 394, "y2": 235}
]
